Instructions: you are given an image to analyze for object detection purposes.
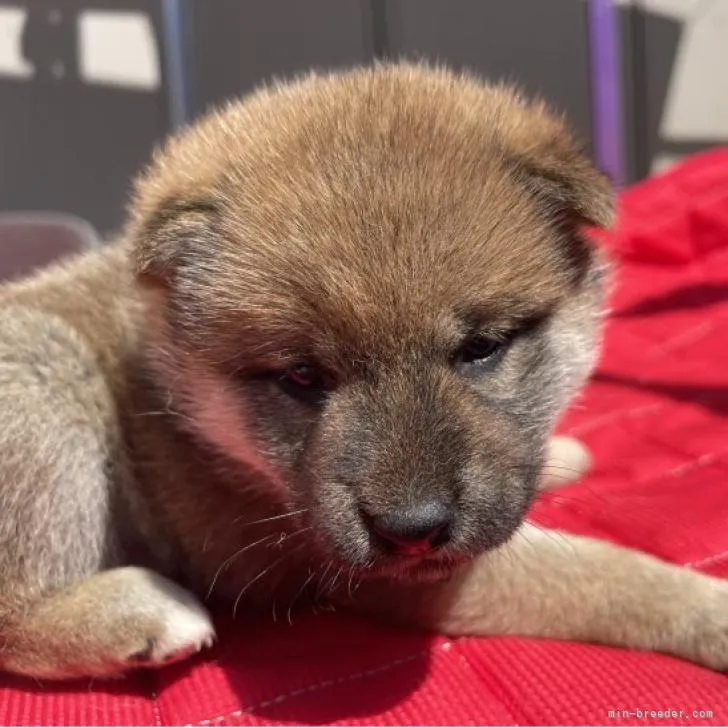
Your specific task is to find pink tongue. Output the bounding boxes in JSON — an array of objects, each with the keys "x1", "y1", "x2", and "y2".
[{"x1": 396, "y1": 541, "x2": 433, "y2": 556}]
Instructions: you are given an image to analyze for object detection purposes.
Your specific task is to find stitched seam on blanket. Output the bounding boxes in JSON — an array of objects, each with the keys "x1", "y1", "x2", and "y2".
[{"x1": 190, "y1": 644, "x2": 450, "y2": 726}]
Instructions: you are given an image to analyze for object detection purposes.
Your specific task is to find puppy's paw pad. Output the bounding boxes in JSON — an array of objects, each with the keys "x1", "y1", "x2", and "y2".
[{"x1": 127, "y1": 638, "x2": 157, "y2": 663}]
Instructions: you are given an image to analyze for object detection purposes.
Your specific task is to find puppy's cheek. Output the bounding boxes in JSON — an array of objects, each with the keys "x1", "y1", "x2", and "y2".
[
  {"x1": 294, "y1": 406, "x2": 375, "y2": 565},
  {"x1": 311, "y1": 481, "x2": 372, "y2": 564},
  {"x1": 156, "y1": 359, "x2": 291, "y2": 494},
  {"x1": 544, "y1": 264, "x2": 606, "y2": 415},
  {"x1": 294, "y1": 458, "x2": 372, "y2": 565},
  {"x1": 457, "y1": 472, "x2": 535, "y2": 553},
  {"x1": 454, "y1": 427, "x2": 539, "y2": 553}
]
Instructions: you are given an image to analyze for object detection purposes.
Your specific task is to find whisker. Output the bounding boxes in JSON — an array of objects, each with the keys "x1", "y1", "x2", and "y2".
[
  {"x1": 268, "y1": 525, "x2": 313, "y2": 549},
  {"x1": 314, "y1": 560, "x2": 334, "y2": 602},
  {"x1": 233, "y1": 508, "x2": 309, "y2": 528},
  {"x1": 509, "y1": 463, "x2": 587, "y2": 478},
  {"x1": 287, "y1": 569, "x2": 316, "y2": 625},
  {"x1": 326, "y1": 566, "x2": 344, "y2": 596},
  {"x1": 232, "y1": 543, "x2": 305, "y2": 618},
  {"x1": 353, "y1": 559, "x2": 374, "y2": 594},
  {"x1": 524, "y1": 521, "x2": 578, "y2": 555},
  {"x1": 347, "y1": 565, "x2": 356, "y2": 601},
  {"x1": 206, "y1": 533, "x2": 274, "y2": 600}
]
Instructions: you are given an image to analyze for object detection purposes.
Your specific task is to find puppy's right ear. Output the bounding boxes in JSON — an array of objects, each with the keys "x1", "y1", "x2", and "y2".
[
  {"x1": 130, "y1": 197, "x2": 219, "y2": 287},
  {"x1": 127, "y1": 131, "x2": 223, "y2": 286}
]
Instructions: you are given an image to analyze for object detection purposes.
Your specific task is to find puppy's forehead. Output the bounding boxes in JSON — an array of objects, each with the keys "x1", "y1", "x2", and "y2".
[
  {"x1": 211, "y1": 186, "x2": 567, "y2": 367},
  {"x1": 154, "y1": 67, "x2": 585, "y2": 360}
]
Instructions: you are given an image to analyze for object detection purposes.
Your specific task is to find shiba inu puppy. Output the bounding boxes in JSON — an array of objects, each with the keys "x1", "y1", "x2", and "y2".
[{"x1": 1, "y1": 64, "x2": 726, "y2": 680}]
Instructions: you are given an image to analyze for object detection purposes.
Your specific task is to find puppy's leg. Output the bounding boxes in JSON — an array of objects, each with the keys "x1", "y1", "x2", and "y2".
[
  {"x1": 0, "y1": 309, "x2": 213, "y2": 679},
  {"x1": 362, "y1": 526, "x2": 728, "y2": 671},
  {"x1": 1, "y1": 567, "x2": 215, "y2": 679}
]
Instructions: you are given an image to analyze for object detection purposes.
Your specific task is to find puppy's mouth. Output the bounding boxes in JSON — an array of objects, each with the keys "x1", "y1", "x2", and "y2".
[
  {"x1": 324, "y1": 522, "x2": 478, "y2": 584},
  {"x1": 304, "y1": 514, "x2": 473, "y2": 584},
  {"x1": 302, "y1": 496, "x2": 528, "y2": 587},
  {"x1": 305, "y1": 482, "x2": 532, "y2": 585},
  {"x1": 359, "y1": 549, "x2": 472, "y2": 583}
]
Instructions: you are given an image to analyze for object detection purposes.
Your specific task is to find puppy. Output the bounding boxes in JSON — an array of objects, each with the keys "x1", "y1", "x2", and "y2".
[{"x1": 1, "y1": 63, "x2": 727, "y2": 680}]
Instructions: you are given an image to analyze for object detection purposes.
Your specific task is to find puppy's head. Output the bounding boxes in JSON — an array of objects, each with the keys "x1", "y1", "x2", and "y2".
[{"x1": 130, "y1": 64, "x2": 612, "y2": 581}]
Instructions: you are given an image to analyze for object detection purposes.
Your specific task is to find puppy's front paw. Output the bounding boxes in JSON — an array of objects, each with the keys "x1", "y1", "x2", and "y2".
[
  {"x1": 1, "y1": 567, "x2": 216, "y2": 680},
  {"x1": 96, "y1": 567, "x2": 215, "y2": 676},
  {"x1": 122, "y1": 574, "x2": 216, "y2": 669}
]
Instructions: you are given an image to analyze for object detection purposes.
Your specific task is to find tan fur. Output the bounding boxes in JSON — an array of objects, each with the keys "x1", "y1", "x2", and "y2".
[{"x1": 0, "y1": 63, "x2": 726, "y2": 680}]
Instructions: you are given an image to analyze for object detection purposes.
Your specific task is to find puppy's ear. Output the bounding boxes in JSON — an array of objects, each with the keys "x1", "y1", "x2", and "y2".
[
  {"x1": 126, "y1": 129, "x2": 223, "y2": 286},
  {"x1": 498, "y1": 96, "x2": 615, "y2": 230},
  {"x1": 131, "y1": 198, "x2": 219, "y2": 286},
  {"x1": 513, "y1": 146, "x2": 614, "y2": 232}
]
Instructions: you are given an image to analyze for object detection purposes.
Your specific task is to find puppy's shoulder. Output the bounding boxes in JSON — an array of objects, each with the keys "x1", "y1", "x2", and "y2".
[{"x1": 0, "y1": 240, "x2": 143, "y2": 386}]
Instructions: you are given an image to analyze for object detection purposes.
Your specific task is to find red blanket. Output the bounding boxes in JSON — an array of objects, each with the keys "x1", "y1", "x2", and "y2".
[{"x1": 3, "y1": 150, "x2": 728, "y2": 726}]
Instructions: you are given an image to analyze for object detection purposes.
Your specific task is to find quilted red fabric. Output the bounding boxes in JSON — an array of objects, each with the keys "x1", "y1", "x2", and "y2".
[{"x1": 3, "y1": 149, "x2": 728, "y2": 726}]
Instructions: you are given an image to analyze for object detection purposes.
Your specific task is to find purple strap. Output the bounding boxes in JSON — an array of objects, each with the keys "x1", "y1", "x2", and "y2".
[{"x1": 589, "y1": 0, "x2": 626, "y2": 187}]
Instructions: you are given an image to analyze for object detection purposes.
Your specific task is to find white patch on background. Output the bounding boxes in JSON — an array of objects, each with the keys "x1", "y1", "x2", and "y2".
[
  {"x1": 660, "y1": 1, "x2": 728, "y2": 142},
  {"x1": 578, "y1": 0, "x2": 697, "y2": 17},
  {"x1": 78, "y1": 10, "x2": 159, "y2": 90},
  {"x1": 620, "y1": 0, "x2": 699, "y2": 20},
  {"x1": 0, "y1": 7, "x2": 34, "y2": 79}
]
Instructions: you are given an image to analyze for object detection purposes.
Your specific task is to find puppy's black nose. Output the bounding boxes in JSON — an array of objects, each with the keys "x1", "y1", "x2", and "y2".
[{"x1": 363, "y1": 501, "x2": 453, "y2": 555}]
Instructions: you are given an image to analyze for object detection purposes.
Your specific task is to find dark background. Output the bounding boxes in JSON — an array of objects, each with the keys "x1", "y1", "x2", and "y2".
[{"x1": 0, "y1": 0, "x2": 722, "y2": 235}]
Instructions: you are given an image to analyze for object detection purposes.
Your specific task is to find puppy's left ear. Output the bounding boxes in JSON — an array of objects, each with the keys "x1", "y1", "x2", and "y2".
[
  {"x1": 514, "y1": 144, "x2": 614, "y2": 231},
  {"x1": 499, "y1": 95, "x2": 615, "y2": 231}
]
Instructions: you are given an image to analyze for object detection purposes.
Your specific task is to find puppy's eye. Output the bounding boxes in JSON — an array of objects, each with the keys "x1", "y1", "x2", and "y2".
[
  {"x1": 456, "y1": 336, "x2": 502, "y2": 363},
  {"x1": 451, "y1": 335, "x2": 507, "y2": 373},
  {"x1": 278, "y1": 363, "x2": 328, "y2": 403},
  {"x1": 285, "y1": 363, "x2": 318, "y2": 387}
]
